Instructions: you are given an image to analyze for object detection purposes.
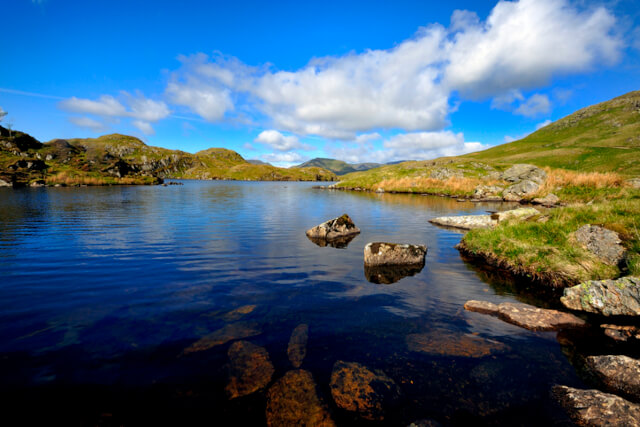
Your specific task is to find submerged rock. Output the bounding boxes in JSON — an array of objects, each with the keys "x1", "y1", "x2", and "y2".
[
  {"x1": 429, "y1": 214, "x2": 495, "y2": 230},
  {"x1": 287, "y1": 324, "x2": 309, "y2": 368},
  {"x1": 364, "y1": 263, "x2": 424, "y2": 284},
  {"x1": 329, "y1": 361, "x2": 401, "y2": 421},
  {"x1": 585, "y1": 355, "x2": 640, "y2": 401},
  {"x1": 552, "y1": 385, "x2": 640, "y2": 427},
  {"x1": 406, "y1": 330, "x2": 508, "y2": 358},
  {"x1": 363, "y1": 242, "x2": 426, "y2": 266},
  {"x1": 266, "y1": 369, "x2": 335, "y2": 427},
  {"x1": 574, "y1": 225, "x2": 626, "y2": 266},
  {"x1": 464, "y1": 300, "x2": 587, "y2": 331},
  {"x1": 182, "y1": 322, "x2": 262, "y2": 355},
  {"x1": 561, "y1": 277, "x2": 640, "y2": 316},
  {"x1": 601, "y1": 324, "x2": 640, "y2": 342},
  {"x1": 225, "y1": 340, "x2": 275, "y2": 399},
  {"x1": 305, "y1": 214, "x2": 360, "y2": 241},
  {"x1": 222, "y1": 305, "x2": 257, "y2": 322}
]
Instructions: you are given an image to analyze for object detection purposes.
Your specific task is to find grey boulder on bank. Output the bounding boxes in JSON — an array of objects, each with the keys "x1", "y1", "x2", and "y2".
[
  {"x1": 560, "y1": 276, "x2": 640, "y2": 316},
  {"x1": 305, "y1": 214, "x2": 360, "y2": 241},
  {"x1": 364, "y1": 242, "x2": 426, "y2": 266},
  {"x1": 552, "y1": 385, "x2": 640, "y2": 427},
  {"x1": 429, "y1": 207, "x2": 539, "y2": 231}
]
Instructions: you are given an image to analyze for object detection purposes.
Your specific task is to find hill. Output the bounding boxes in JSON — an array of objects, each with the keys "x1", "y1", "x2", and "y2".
[
  {"x1": 295, "y1": 158, "x2": 382, "y2": 175},
  {"x1": 0, "y1": 129, "x2": 336, "y2": 187}
]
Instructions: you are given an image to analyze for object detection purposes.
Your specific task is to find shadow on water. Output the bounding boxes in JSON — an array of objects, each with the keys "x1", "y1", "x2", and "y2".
[
  {"x1": 364, "y1": 263, "x2": 425, "y2": 284},
  {"x1": 306, "y1": 233, "x2": 358, "y2": 249}
]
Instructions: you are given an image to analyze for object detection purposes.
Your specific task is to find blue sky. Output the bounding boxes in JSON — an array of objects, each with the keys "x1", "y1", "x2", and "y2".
[{"x1": 1, "y1": 0, "x2": 639, "y2": 166}]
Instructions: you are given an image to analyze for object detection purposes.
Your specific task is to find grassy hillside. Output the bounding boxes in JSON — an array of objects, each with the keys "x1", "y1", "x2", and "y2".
[{"x1": 295, "y1": 157, "x2": 382, "y2": 175}]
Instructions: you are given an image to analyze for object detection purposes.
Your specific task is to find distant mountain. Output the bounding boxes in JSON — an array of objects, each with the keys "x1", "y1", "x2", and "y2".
[
  {"x1": 295, "y1": 158, "x2": 383, "y2": 175},
  {"x1": 246, "y1": 159, "x2": 271, "y2": 166}
]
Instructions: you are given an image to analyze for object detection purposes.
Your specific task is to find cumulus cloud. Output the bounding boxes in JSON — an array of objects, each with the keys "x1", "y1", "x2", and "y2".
[
  {"x1": 68, "y1": 116, "x2": 107, "y2": 132},
  {"x1": 254, "y1": 130, "x2": 311, "y2": 151},
  {"x1": 260, "y1": 151, "x2": 307, "y2": 167},
  {"x1": 536, "y1": 119, "x2": 553, "y2": 130},
  {"x1": 514, "y1": 94, "x2": 551, "y2": 117},
  {"x1": 60, "y1": 92, "x2": 170, "y2": 134}
]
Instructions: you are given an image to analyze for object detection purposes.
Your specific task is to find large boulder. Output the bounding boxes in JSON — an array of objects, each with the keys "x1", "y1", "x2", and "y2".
[
  {"x1": 560, "y1": 277, "x2": 640, "y2": 316},
  {"x1": 552, "y1": 385, "x2": 640, "y2": 426},
  {"x1": 225, "y1": 340, "x2": 275, "y2": 399},
  {"x1": 464, "y1": 300, "x2": 587, "y2": 331},
  {"x1": 585, "y1": 355, "x2": 640, "y2": 401},
  {"x1": 473, "y1": 185, "x2": 503, "y2": 199},
  {"x1": 266, "y1": 369, "x2": 335, "y2": 427},
  {"x1": 306, "y1": 214, "x2": 360, "y2": 241},
  {"x1": 329, "y1": 361, "x2": 401, "y2": 421},
  {"x1": 574, "y1": 225, "x2": 626, "y2": 266},
  {"x1": 501, "y1": 164, "x2": 547, "y2": 184},
  {"x1": 364, "y1": 242, "x2": 426, "y2": 266},
  {"x1": 502, "y1": 179, "x2": 541, "y2": 201}
]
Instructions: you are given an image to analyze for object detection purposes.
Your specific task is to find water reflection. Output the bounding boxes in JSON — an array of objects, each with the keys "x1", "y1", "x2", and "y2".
[
  {"x1": 364, "y1": 263, "x2": 425, "y2": 284},
  {"x1": 306, "y1": 233, "x2": 358, "y2": 248}
]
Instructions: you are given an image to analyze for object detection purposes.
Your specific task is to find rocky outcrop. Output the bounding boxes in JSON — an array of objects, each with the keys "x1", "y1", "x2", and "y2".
[
  {"x1": 585, "y1": 355, "x2": 640, "y2": 401},
  {"x1": 532, "y1": 193, "x2": 560, "y2": 207},
  {"x1": 406, "y1": 330, "x2": 508, "y2": 358},
  {"x1": 329, "y1": 361, "x2": 401, "y2": 421},
  {"x1": 363, "y1": 242, "x2": 426, "y2": 266},
  {"x1": 182, "y1": 321, "x2": 262, "y2": 355},
  {"x1": 552, "y1": 385, "x2": 640, "y2": 426},
  {"x1": 225, "y1": 340, "x2": 275, "y2": 399},
  {"x1": 560, "y1": 277, "x2": 640, "y2": 316},
  {"x1": 265, "y1": 369, "x2": 334, "y2": 427},
  {"x1": 306, "y1": 214, "x2": 360, "y2": 241},
  {"x1": 574, "y1": 225, "x2": 626, "y2": 266},
  {"x1": 287, "y1": 324, "x2": 309, "y2": 368},
  {"x1": 464, "y1": 300, "x2": 587, "y2": 331}
]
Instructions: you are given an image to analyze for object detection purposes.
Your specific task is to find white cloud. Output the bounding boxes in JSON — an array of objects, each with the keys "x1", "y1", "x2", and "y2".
[
  {"x1": 68, "y1": 116, "x2": 107, "y2": 132},
  {"x1": 260, "y1": 151, "x2": 307, "y2": 167},
  {"x1": 445, "y1": 0, "x2": 621, "y2": 98},
  {"x1": 132, "y1": 120, "x2": 155, "y2": 135},
  {"x1": 490, "y1": 90, "x2": 524, "y2": 110},
  {"x1": 60, "y1": 95, "x2": 128, "y2": 117},
  {"x1": 254, "y1": 129, "x2": 311, "y2": 151},
  {"x1": 536, "y1": 119, "x2": 553, "y2": 130},
  {"x1": 514, "y1": 94, "x2": 551, "y2": 117}
]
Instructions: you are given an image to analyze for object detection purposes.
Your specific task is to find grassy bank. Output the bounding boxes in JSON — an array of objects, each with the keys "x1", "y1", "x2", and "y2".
[{"x1": 459, "y1": 196, "x2": 640, "y2": 287}]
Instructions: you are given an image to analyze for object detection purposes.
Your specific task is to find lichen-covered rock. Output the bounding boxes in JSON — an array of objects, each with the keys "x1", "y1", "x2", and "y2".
[
  {"x1": 364, "y1": 242, "x2": 426, "y2": 266},
  {"x1": 182, "y1": 322, "x2": 262, "y2": 355},
  {"x1": 287, "y1": 324, "x2": 309, "y2": 368},
  {"x1": 561, "y1": 277, "x2": 640, "y2": 316},
  {"x1": 532, "y1": 193, "x2": 560, "y2": 207},
  {"x1": 491, "y1": 207, "x2": 539, "y2": 222},
  {"x1": 266, "y1": 369, "x2": 335, "y2": 427},
  {"x1": 429, "y1": 214, "x2": 495, "y2": 230},
  {"x1": 306, "y1": 214, "x2": 360, "y2": 241},
  {"x1": 464, "y1": 300, "x2": 587, "y2": 331},
  {"x1": 502, "y1": 179, "x2": 541, "y2": 201},
  {"x1": 601, "y1": 324, "x2": 640, "y2": 342},
  {"x1": 586, "y1": 355, "x2": 640, "y2": 401},
  {"x1": 501, "y1": 164, "x2": 547, "y2": 184},
  {"x1": 574, "y1": 225, "x2": 626, "y2": 266},
  {"x1": 406, "y1": 330, "x2": 508, "y2": 358},
  {"x1": 225, "y1": 340, "x2": 275, "y2": 399},
  {"x1": 552, "y1": 385, "x2": 640, "y2": 426},
  {"x1": 473, "y1": 185, "x2": 503, "y2": 199},
  {"x1": 329, "y1": 361, "x2": 401, "y2": 421}
]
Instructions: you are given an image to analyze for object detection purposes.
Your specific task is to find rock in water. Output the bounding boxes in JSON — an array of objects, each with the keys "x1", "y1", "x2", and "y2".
[
  {"x1": 585, "y1": 355, "x2": 640, "y2": 401},
  {"x1": 364, "y1": 242, "x2": 426, "y2": 266},
  {"x1": 287, "y1": 324, "x2": 309, "y2": 368},
  {"x1": 182, "y1": 322, "x2": 262, "y2": 355},
  {"x1": 329, "y1": 361, "x2": 401, "y2": 421},
  {"x1": 225, "y1": 340, "x2": 275, "y2": 399},
  {"x1": 406, "y1": 331, "x2": 508, "y2": 358},
  {"x1": 265, "y1": 369, "x2": 335, "y2": 427},
  {"x1": 574, "y1": 225, "x2": 626, "y2": 266},
  {"x1": 464, "y1": 300, "x2": 587, "y2": 331},
  {"x1": 552, "y1": 385, "x2": 640, "y2": 427},
  {"x1": 560, "y1": 277, "x2": 640, "y2": 316},
  {"x1": 306, "y1": 214, "x2": 360, "y2": 241}
]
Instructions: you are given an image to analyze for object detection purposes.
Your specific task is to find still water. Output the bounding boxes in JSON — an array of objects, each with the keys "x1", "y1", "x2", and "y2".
[{"x1": 0, "y1": 181, "x2": 586, "y2": 425}]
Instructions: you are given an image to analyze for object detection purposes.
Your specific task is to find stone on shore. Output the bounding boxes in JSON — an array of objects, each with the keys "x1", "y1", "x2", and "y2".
[
  {"x1": 305, "y1": 214, "x2": 360, "y2": 241},
  {"x1": 574, "y1": 225, "x2": 626, "y2": 266},
  {"x1": 429, "y1": 214, "x2": 495, "y2": 230},
  {"x1": 0, "y1": 178, "x2": 12, "y2": 187},
  {"x1": 464, "y1": 300, "x2": 587, "y2": 331},
  {"x1": 560, "y1": 277, "x2": 640, "y2": 316},
  {"x1": 532, "y1": 193, "x2": 560, "y2": 207},
  {"x1": 183, "y1": 322, "x2": 262, "y2": 355},
  {"x1": 501, "y1": 164, "x2": 547, "y2": 184},
  {"x1": 473, "y1": 185, "x2": 503, "y2": 199},
  {"x1": 490, "y1": 207, "x2": 539, "y2": 222},
  {"x1": 503, "y1": 180, "x2": 541, "y2": 201},
  {"x1": 552, "y1": 385, "x2": 640, "y2": 427},
  {"x1": 364, "y1": 242, "x2": 426, "y2": 266},
  {"x1": 287, "y1": 324, "x2": 309, "y2": 368},
  {"x1": 225, "y1": 340, "x2": 275, "y2": 399},
  {"x1": 266, "y1": 369, "x2": 335, "y2": 427},
  {"x1": 406, "y1": 330, "x2": 508, "y2": 358},
  {"x1": 329, "y1": 361, "x2": 401, "y2": 421},
  {"x1": 585, "y1": 355, "x2": 640, "y2": 401}
]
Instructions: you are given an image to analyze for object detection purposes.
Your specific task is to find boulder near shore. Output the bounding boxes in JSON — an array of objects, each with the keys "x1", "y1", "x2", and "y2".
[
  {"x1": 560, "y1": 276, "x2": 640, "y2": 316},
  {"x1": 364, "y1": 242, "x2": 427, "y2": 266},
  {"x1": 306, "y1": 214, "x2": 360, "y2": 241}
]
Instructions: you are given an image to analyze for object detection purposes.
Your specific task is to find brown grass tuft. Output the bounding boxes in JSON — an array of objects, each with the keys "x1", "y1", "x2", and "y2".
[{"x1": 377, "y1": 176, "x2": 499, "y2": 195}]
